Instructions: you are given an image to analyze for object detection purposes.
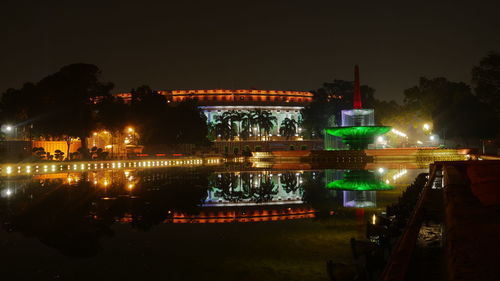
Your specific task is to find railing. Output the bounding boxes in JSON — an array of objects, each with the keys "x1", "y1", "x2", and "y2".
[{"x1": 379, "y1": 162, "x2": 442, "y2": 281}]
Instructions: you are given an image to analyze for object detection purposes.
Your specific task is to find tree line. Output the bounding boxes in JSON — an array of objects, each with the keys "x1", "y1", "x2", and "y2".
[
  {"x1": 1, "y1": 51, "x2": 498, "y2": 154},
  {"x1": 301, "y1": 51, "x2": 500, "y2": 143},
  {"x1": 210, "y1": 110, "x2": 300, "y2": 140},
  {"x1": 0, "y1": 64, "x2": 209, "y2": 158}
]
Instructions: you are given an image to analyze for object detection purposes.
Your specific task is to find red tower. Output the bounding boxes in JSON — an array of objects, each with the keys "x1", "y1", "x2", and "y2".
[{"x1": 353, "y1": 65, "x2": 362, "y2": 109}]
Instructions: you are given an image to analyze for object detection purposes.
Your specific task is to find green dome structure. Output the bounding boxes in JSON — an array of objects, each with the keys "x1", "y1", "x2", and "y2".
[
  {"x1": 325, "y1": 126, "x2": 391, "y2": 150},
  {"x1": 326, "y1": 170, "x2": 394, "y2": 191}
]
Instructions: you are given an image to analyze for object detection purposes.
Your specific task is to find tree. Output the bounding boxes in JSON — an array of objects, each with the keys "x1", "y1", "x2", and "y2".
[
  {"x1": 127, "y1": 86, "x2": 209, "y2": 146},
  {"x1": 252, "y1": 110, "x2": 276, "y2": 140},
  {"x1": 279, "y1": 118, "x2": 298, "y2": 139},
  {"x1": 240, "y1": 111, "x2": 256, "y2": 140},
  {"x1": 301, "y1": 80, "x2": 376, "y2": 138},
  {"x1": 213, "y1": 114, "x2": 232, "y2": 140},
  {"x1": 472, "y1": 51, "x2": 500, "y2": 120},
  {"x1": 404, "y1": 77, "x2": 496, "y2": 141},
  {"x1": 0, "y1": 64, "x2": 114, "y2": 159}
]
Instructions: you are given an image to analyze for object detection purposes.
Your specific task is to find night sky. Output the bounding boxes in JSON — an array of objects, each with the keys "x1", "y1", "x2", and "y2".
[{"x1": 2, "y1": 0, "x2": 500, "y2": 101}]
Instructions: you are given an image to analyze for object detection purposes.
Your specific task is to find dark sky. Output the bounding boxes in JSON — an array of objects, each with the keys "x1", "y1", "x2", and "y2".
[{"x1": 2, "y1": 0, "x2": 500, "y2": 102}]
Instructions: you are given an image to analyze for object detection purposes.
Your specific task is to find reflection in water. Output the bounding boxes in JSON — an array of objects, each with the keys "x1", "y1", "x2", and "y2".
[
  {"x1": 325, "y1": 169, "x2": 396, "y2": 208},
  {"x1": 0, "y1": 167, "x2": 417, "y2": 257},
  {"x1": 206, "y1": 172, "x2": 303, "y2": 206}
]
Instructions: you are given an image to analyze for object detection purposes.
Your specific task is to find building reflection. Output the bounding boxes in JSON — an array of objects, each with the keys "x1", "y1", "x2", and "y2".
[{"x1": 0, "y1": 167, "x2": 414, "y2": 257}]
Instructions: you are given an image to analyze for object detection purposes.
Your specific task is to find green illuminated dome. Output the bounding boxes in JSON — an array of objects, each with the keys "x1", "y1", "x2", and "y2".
[
  {"x1": 326, "y1": 170, "x2": 394, "y2": 191},
  {"x1": 325, "y1": 126, "x2": 391, "y2": 150}
]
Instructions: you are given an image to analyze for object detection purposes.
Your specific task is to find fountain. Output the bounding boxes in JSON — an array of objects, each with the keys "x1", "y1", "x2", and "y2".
[
  {"x1": 326, "y1": 169, "x2": 393, "y2": 191},
  {"x1": 324, "y1": 66, "x2": 391, "y2": 150}
]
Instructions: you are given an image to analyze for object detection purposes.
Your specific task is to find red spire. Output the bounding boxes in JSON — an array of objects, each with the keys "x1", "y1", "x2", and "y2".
[{"x1": 353, "y1": 65, "x2": 362, "y2": 109}]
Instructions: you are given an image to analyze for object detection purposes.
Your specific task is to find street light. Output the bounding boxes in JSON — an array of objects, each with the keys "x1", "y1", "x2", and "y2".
[
  {"x1": 423, "y1": 123, "x2": 430, "y2": 131},
  {"x1": 5, "y1": 126, "x2": 12, "y2": 132}
]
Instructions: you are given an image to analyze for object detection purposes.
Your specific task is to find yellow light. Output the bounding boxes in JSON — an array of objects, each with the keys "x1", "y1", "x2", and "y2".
[
  {"x1": 128, "y1": 184, "x2": 134, "y2": 189},
  {"x1": 372, "y1": 214, "x2": 376, "y2": 225},
  {"x1": 423, "y1": 123, "x2": 430, "y2": 131},
  {"x1": 6, "y1": 166, "x2": 12, "y2": 174},
  {"x1": 127, "y1": 127, "x2": 134, "y2": 133}
]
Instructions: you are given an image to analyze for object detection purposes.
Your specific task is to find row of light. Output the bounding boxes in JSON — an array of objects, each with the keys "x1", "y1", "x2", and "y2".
[
  {"x1": 0, "y1": 158, "x2": 221, "y2": 175},
  {"x1": 391, "y1": 128, "x2": 408, "y2": 138},
  {"x1": 378, "y1": 167, "x2": 408, "y2": 184}
]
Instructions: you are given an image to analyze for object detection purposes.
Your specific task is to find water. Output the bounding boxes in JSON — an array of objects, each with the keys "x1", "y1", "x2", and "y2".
[{"x1": 0, "y1": 165, "x2": 425, "y2": 281}]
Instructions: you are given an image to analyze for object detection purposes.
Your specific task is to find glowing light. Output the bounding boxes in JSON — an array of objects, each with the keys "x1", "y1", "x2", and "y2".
[
  {"x1": 5, "y1": 125, "x2": 12, "y2": 132},
  {"x1": 128, "y1": 184, "x2": 134, "y2": 189},
  {"x1": 423, "y1": 123, "x2": 430, "y2": 131},
  {"x1": 5, "y1": 189, "x2": 12, "y2": 196},
  {"x1": 430, "y1": 135, "x2": 435, "y2": 141},
  {"x1": 372, "y1": 214, "x2": 376, "y2": 225},
  {"x1": 6, "y1": 166, "x2": 12, "y2": 174},
  {"x1": 417, "y1": 140, "x2": 423, "y2": 144},
  {"x1": 378, "y1": 167, "x2": 385, "y2": 174},
  {"x1": 127, "y1": 127, "x2": 134, "y2": 133},
  {"x1": 391, "y1": 128, "x2": 407, "y2": 138},
  {"x1": 377, "y1": 136, "x2": 384, "y2": 142}
]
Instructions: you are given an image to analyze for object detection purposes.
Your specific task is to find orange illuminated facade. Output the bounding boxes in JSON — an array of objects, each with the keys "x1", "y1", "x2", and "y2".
[
  {"x1": 160, "y1": 89, "x2": 313, "y2": 105},
  {"x1": 116, "y1": 89, "x2": 315, "y2": 106}
]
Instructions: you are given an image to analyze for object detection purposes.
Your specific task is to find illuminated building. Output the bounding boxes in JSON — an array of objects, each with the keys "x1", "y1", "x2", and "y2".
[{"x1": 116, "y1": 89, "x2": 339, "y2": 152}]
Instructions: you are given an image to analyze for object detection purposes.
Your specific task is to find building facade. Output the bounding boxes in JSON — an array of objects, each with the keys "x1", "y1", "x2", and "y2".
[{"x1": 116, "y1": 89, "x2": 339, "y2": 153}]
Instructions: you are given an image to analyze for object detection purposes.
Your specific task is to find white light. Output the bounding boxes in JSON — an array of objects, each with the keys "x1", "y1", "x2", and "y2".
[
  {"x1": 430, "y1": 135, "x2": 435, "y2": 141},
  {"x1": 423, "y1": 123, "x2": 430, "y2": 130},
  {"x1": 391, "y1": 128, "x2": 407, "y2": 138},
  {"x1": 5, "y1": 126, "x2": 12, "y2": 132},
  {"x1": 377, "y1": 136, "x2": 384, "y2": 143},
  {"x1": 5, "y1": 189, "x2": 12, "y2": 196},
  {"x1": 378, "y1": 167, "x2": 385, "y2": 174}
]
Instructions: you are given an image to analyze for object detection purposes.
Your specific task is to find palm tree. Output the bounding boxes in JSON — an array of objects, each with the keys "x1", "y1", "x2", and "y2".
[
  {"x1": 240, "y1": 111, "x2": 256, "y2": 140},
  {"x1": 280, "y1": 173, "x2": 299, "y2": 193},
  {"x1": 251, "y1": 177, "x2": 278, "y2": 203},
  {"x1": 227, "y1": 110, "x2": 244, "y2": 138},
  {"x1": 279, "y1": 118, "x2": 298, "y2": 139},
  {"x1": 214, "y1": 115, "x2": 232, "y2": 140},
  {"x1": 252, "y1": 110, "x2": 277, "y2": 140}
]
